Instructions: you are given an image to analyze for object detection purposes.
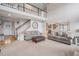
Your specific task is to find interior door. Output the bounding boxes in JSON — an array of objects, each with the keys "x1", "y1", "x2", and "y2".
[{"x1": 3, "y1": 22, "x2": 13, "y2": 35}]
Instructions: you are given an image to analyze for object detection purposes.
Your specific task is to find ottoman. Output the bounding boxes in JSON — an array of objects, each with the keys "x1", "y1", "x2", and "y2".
[{"x1": 32, "y1": 36, "x2": 45, "y2": 43}]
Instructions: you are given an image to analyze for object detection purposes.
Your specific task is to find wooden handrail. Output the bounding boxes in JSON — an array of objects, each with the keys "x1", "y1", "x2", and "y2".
[{"x1": 16, "y1": 20, "x2": 30, "y2": 30}]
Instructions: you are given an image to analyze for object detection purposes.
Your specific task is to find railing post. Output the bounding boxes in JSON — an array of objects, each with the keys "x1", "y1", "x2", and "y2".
[
  {"x1": 38, "y1": 8, "x2": 40, "y2": 16},
  {"x1": 23, "y1": 3, "x2": 25, "y2": 12}
]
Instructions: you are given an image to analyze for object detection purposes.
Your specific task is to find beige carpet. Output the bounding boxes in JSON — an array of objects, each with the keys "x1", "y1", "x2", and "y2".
[{"x1": 0, "y1": 39, "x2": 79, "y2": 56}]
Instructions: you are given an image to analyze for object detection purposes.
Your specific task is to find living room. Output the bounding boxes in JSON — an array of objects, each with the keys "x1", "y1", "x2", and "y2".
[
  {"x1": 0, "y1": 3, "x2": 79, "y2": 56},
  {"x1": 47, "y1": 3, "x2": 79, "y2": 46}
]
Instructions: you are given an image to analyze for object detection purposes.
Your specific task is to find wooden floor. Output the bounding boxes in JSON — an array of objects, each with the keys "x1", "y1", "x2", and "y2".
[{"x1": 0, "y1": 35, "x2": 16, "y2": 46}]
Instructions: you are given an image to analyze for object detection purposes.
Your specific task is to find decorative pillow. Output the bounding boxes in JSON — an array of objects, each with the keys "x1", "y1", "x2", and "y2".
[
  {"x1": 62, "y1": 32, "x2": 68, "y2": 37},
  {"x1": 55, "y1": 32, "x2": 59, "y2": 36}
]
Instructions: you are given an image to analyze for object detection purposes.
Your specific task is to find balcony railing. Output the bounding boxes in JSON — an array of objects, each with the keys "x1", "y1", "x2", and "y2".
[{"x1": 0, "y1": 3, "x2": 47, "y2": 17}]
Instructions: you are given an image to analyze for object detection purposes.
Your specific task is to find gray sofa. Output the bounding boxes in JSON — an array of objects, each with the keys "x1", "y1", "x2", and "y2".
[
  {"x1": 24, "y1": 31, "x2": 45, "y2": 42},
  {"x1": 24, "y1": 31, "x2": 39, "y2": 41},
  {"x1": 48, "y1": 32, "x2": 72, "y2": 45}
]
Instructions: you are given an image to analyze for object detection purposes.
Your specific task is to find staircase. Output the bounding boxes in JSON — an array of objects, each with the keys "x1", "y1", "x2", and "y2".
[{"x1": 16, "y1": 19, "x2": 31, "y2": 34}]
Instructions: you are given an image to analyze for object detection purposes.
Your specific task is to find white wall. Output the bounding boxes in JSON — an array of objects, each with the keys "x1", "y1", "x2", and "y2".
[
  {"x1": 27, "y1": 20, "x2": 44, "y2": 33},
  {"x1": 47, "y1": 3, "x2": 79, "y2": 36},
  {"x1": 38, "y1": 22, "x2": 43, "y2": 33},
  {"x1": 14, "y1": 19, "x2": 31, "y2": 34},
  {"x1": 0, "y1": 17, "x2": 15, "y2": 35},
  {"x1": 14, "y1": 20, "x2": 26, "y2": 29},
  {"x1": 47, "y1": 4, "x2": 79, "y2": 22},
  {"x1": 70, "y1": 21, "x2": 79, "y2": 36},
  {"x1": 3, "y1": 21, "x2": 14, "y2": 35}
]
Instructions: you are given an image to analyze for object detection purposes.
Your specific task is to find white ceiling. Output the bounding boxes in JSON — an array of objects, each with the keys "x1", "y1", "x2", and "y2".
[{"x1": 47, "y1": 3, "x2": 79, "y2": 23}]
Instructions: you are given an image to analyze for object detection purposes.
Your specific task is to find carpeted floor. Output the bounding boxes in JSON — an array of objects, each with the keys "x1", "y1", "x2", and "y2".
[{"x1": 0, "y1": 39, "x2": 79, "y2": 56}]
